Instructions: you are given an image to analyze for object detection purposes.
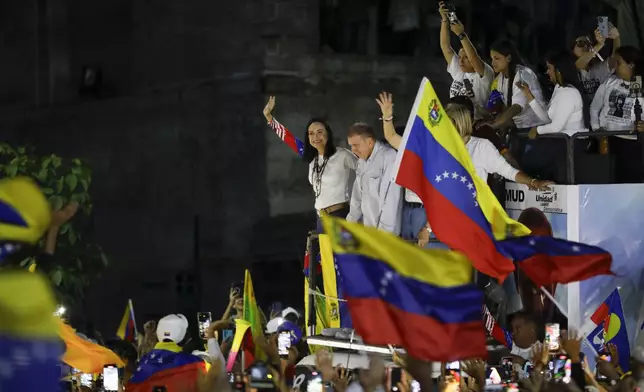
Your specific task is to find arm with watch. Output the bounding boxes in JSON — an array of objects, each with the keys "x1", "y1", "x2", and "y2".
[{"x1": 448, "y1": 20, "x2": 487, "y2": 77}]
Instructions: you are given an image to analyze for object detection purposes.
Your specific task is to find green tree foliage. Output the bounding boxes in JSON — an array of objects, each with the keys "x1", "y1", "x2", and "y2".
[{"x1": 0, "y1": 143, "x2": 108, "y2": 304}]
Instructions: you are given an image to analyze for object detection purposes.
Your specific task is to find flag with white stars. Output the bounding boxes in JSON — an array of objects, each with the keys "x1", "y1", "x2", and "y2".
[
  {"x1": 392, "y1": 78, "x2": 529, "y2": 281},
  {"x1": 128, "y1": 347, "x2": 207, "y2": 392},
  {"x1": 321, "y1": 215, "x2": 487, "y2": 361},
  {"x1": 496, "y1": 236, "x2": 613, "y2": 287}
]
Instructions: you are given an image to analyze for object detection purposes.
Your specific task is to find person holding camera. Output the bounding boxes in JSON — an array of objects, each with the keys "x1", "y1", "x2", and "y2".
[
  {"x1": 573, "y1": 24, "x2": 621, "y2": 99},
  {"x1": 438, "y1": 1, "x2": 494, "y2": 120},
  {"x1": 590, "y1": 45, "x2": 644, "y2": 183}
]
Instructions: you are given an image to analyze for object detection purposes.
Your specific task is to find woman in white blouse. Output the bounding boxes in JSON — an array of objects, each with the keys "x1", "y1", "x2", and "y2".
[
  {"x1": 519, "y1": 51, "x2": 587, "y2": 138},
  {"x1": 445, "y1": 103, "x2": 553, "y2": 191},
  {"x1": 516, "y1": 51, "x2": 587, "y2": 183},
  {"x1": 262, "y1": 97, "x2": 358, "y2": 231},
  {"x1": 486, "y1": 40, "x2": 547, "y2": 132}
]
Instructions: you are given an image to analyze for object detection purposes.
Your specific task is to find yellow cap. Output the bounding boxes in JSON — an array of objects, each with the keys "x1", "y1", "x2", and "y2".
[{"x1": 0, "y1": 177, "x2": 51, "y2": 244}]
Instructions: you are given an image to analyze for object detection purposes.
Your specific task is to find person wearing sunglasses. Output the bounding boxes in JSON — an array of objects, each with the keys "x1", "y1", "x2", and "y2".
[{"x1": 572, "y1": 25, "x2": 621, "y2": 99}]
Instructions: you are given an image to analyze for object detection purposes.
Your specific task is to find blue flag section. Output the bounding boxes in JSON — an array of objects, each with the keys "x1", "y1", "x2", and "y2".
[{"x1": 587, "y1": 290, "x2": 631, "y2": 371}]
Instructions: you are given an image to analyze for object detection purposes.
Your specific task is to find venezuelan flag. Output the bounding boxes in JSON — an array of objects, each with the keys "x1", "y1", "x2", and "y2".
[
  {"x1": 243, "y1": 270, "x2": 266, "y2": 361},
  {"x1": 127, "y1": 344, "x2": 207, "y2": 392},
  {"x1": 496, "y1": 236, "x2": 613, "y2": 286},
  {"x1": 0, "y1": 271, "x2": 63, "y2": 392},
  {"x1": 393, "y1": 78, "x2": 529, "y2": 281},
  {"x1": 321, "y1": 215, "x2": 486, "y2": 361},
  {"x1": 116, "y1": 299, "x2": 137, "y2": 342}
]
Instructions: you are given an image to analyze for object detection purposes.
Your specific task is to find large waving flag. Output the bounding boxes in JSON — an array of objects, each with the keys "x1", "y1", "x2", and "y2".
[
  {"x1": 392, "y1": 78, "x2": 530, "y2": 281},
  {"x1": 0, "y1": 271, "x2": 63, "y2": 392},
  {"x1": 321, "y1": 215, "x2": 486, "y2": 361},
  {"x1": 583, "y1": 289, "x2": 630, "y2": 371},
  {"x1": 243, "y1": 270, "x2": 267, "y2": 361},
  {"x1": 116, "y1": 299, "x2": 137, "y2": 342},
  {"x1": 59, "y1": 319, "x2": 125, "y2": 373},
  {"x1": 127, "y1": 344, "x2": 207, "y2": 392},
  {"x1": 496, "y1": 236, "x2": 613, "y2": 286}
]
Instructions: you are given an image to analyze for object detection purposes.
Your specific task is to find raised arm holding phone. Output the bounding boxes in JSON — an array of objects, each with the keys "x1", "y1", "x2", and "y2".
[{"x1": 438, "y1": 1, "x2": 494, "y2": 119}]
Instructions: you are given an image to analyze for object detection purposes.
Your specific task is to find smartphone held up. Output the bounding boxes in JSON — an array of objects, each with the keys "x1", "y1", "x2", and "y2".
[
  {"x1": 197, "y1": 312, "x2": 212, "y2": 340},
  {"x1": 545, "y1": 323, "x2": 560, "y2": 352}
]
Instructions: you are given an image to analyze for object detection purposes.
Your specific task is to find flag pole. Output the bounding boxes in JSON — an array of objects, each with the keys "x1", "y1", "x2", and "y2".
[
  {"x1": 539, "y1": 287, "x2": 597, "y2": 356},
  {"x1": 128, "y1": 299, "x2": 138, "y2": 336}
]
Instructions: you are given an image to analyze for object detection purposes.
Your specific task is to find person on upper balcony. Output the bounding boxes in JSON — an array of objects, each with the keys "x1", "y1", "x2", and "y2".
[
  {"x1": 518, "y1": 50, "x2": 587, "y2": 138},
  {"x1": 438, "y1": 1, "x2": 495, "y2": 120},
  {"x1": 444, "y1": 103, "x2": 554, "y2": 191},
  {"x1": 262, "y1": 97, "x2": 357, "y2": 232},
  {"x1": 485, "y1": 40, "x2": 547, "y2": 132},
  {"x1": 590, "y1": 46, "x2": 644, "y2": 183},
  {"x1": 573, "y1": 24, "x2": 621, "y2": 99},
  {"x1": 345, "y1": 123, "x2": 403, "y2": 236},
  {"x1": 516, "y1": 50, "x2": 587, "y2": 183}
]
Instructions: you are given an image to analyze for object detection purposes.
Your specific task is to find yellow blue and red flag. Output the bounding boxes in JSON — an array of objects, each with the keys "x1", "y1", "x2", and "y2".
[
  {"x1": 116, "y1": 299, "x2": 137, "y2": 342},
  {"x1": 321, "y1": 215, "x2": 486, "y2": 361},
  {"x1": 392, "y1": 78, "x2": 528, "y2": 281},
  {"x1": 393, "y1": 78, "x2": 613, "y2": 284},
  {"x1": 586, "y1": 289, "x2": 630, "y2": 371},
  {"x1": 127, "y1": 342, "x2": 207, "y2": 392}
]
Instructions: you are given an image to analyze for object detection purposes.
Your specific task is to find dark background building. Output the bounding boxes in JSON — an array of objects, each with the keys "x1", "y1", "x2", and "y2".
[{"x1": 0, "y1": 0, "x2": 640, "y2": 336}]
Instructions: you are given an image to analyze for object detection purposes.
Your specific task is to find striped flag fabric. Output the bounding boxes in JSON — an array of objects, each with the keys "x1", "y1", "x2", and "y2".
[
  {"x1": 116, "y1": 299, "x2": 137, "y2": 342},
  {"x1": 321, "y1": 215, "x2": 487, "y2": 361},
  {"x1": 269, "y1": 118, "x2": 305, "y2": 157},
  {"x1": 243, "y1": 270, "x2": 266, "y2": 361}
]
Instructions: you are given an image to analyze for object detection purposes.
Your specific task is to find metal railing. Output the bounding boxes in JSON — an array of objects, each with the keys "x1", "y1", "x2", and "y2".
[{"x1": 511, "y1": 130, "x2": 638, "y2": 184}]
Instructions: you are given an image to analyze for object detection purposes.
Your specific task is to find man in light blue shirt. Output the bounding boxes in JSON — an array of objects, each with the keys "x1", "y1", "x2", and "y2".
[{"x1": 345, "y1": 123, "x2": 403, "y2": 235}]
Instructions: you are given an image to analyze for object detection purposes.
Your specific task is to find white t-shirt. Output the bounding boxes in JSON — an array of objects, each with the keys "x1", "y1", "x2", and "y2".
[
  {"x1": 529, "y1": 85, "x2": 588, "y2": 137},
  {"x1": 447, "y1": 55, "x2": 495, "y2": 119},
  {"x1": 465, "y1": 137, "x2": 519, "y2": 182},
  {"x1": 309, "y1": 148, "x2": 357, "y2": 210},
  {"x1": 579, "y1": 61, "x2": 612, "y2": 98},
  {"x1": 491, "y1": 65, "x2": 547, "y2": 129},
  {"x1": 590, "y1": 75, "x2": 642, "y2": 140}
]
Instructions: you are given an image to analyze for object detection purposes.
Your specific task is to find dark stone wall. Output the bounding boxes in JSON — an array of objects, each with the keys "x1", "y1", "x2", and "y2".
[{"x1": 0, "y1": 0, "x2": 452, "y2": 335}]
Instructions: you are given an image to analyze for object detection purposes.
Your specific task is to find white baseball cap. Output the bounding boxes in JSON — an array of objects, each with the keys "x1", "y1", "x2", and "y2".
[
  {"x1": 282, "y1": 307, "x2": 300, "y2": 320},
  {"x1": 265, "y1": 317, "x2": 284, "y2": 334},
  {"x1": 156, "y1": 314, "x2": 189, "y2": 343}
]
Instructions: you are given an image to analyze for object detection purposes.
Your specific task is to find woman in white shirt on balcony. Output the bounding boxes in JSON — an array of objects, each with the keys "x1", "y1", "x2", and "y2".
[
  {"x1": 445, "y1": 103, "x2": 553, "y2": 191},
  {"x1": 516, "y1": 50, "x2": 587, "y2": 183},
  {"x1": 590, "y1": 46, "x2": 644, "y2": 183},
  {"x1": 377, "y1": 93, "x2": 552, "y2": 247},
  {"x1": 486, "y1": 40, "x2": 547, "y2": 132},
  {"x1": 262, "y1": 97, "x2": 358, "y2": 232}
]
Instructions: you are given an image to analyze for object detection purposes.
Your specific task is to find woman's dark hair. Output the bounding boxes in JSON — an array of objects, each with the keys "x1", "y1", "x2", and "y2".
[
  {"x1": 490, "y1": 39, "x2": 524, "y2": 107},
  {"x1": 544, "y1": 50, "x2": 584, "y2": 92},
  {"x1": 616, "y1": 46, "x2": 644, "y2": 77},
  {"x1": 302, "y1": 118, "x2": 337, "y2": 163},
  {"x1": 449, "y1": 96, "x2": 475, "y2": 119}
]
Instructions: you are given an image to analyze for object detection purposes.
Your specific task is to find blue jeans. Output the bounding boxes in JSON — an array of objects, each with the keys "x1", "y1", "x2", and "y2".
[{"x1": 402, "y1": 203, "x2": 427, "y2": 241}]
